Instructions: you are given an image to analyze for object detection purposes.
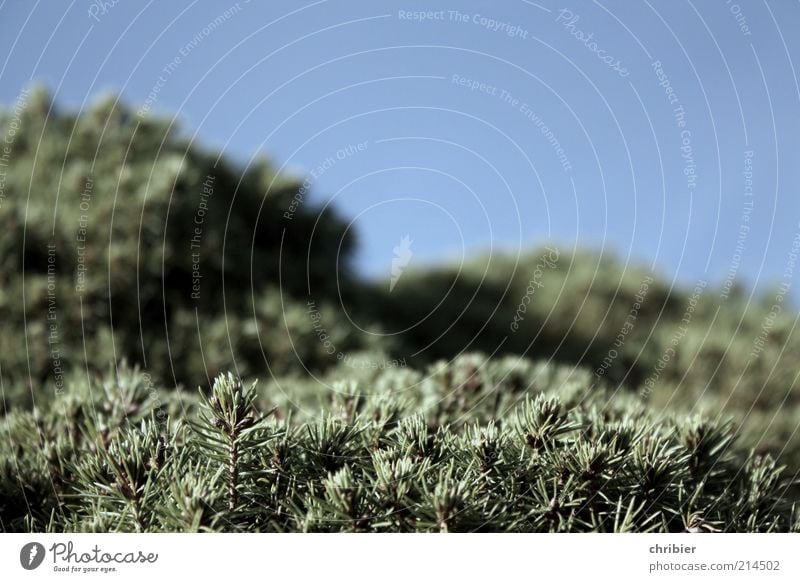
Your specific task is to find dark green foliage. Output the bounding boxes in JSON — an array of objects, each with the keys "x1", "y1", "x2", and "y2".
[
  {"x1": 0, "y1": 88, "x2": 360, "y2": 392},
  {"x1": 1, "y1": 360, "x2": 796, "y2": 532},
  {"x1": 191, "y1": 374, "x2": 276, "y2": 513},
  {"x1": 371, "y1": 249, "x2": 800, "y2": 473}
]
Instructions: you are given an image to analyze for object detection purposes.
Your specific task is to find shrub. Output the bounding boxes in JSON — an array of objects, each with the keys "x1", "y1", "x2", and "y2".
[
  {"x1": 0, "y1": 88, "x2": 362, "y2": 391},
  {"x1": 1, "y1": 360, "x2": 796, "y2": 532},
  {"x1": 371, "y1": 250, "x2": 800, "y2": 471}
]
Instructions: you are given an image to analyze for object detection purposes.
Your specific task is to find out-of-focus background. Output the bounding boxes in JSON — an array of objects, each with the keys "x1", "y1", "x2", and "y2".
[{"x1": 2, "y1": 0, "x2": 799, "y2": 288}]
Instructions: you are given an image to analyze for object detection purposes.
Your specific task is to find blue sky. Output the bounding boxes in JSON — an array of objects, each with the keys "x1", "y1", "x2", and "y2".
[{"x1": 2, "y1": 0, "x2": 799, "y2": 297}]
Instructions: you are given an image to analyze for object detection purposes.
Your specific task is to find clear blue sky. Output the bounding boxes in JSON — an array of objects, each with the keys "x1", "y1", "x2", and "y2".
[{"x1": 2, "y1": 0, "x2": 799, "y2": 297}]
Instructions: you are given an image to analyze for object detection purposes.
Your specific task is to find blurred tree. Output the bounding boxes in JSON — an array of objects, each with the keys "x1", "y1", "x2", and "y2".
[{"x1": 0, "y1": 88, "x2": 359, "y2": 394}]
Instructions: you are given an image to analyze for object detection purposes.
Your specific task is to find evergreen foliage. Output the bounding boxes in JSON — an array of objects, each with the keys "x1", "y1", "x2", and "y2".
[
  {"x1": 1, "y1": 359, "x2": 797, "y2": 532},
  {"x1": 0, "y1": 88, "x2": 361, "y2": 393}
]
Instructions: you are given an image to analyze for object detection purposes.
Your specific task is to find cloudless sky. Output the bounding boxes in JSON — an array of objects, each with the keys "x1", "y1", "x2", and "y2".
[{"x1": 2, "y1": 0, "x2": 799, "y2": 298}]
